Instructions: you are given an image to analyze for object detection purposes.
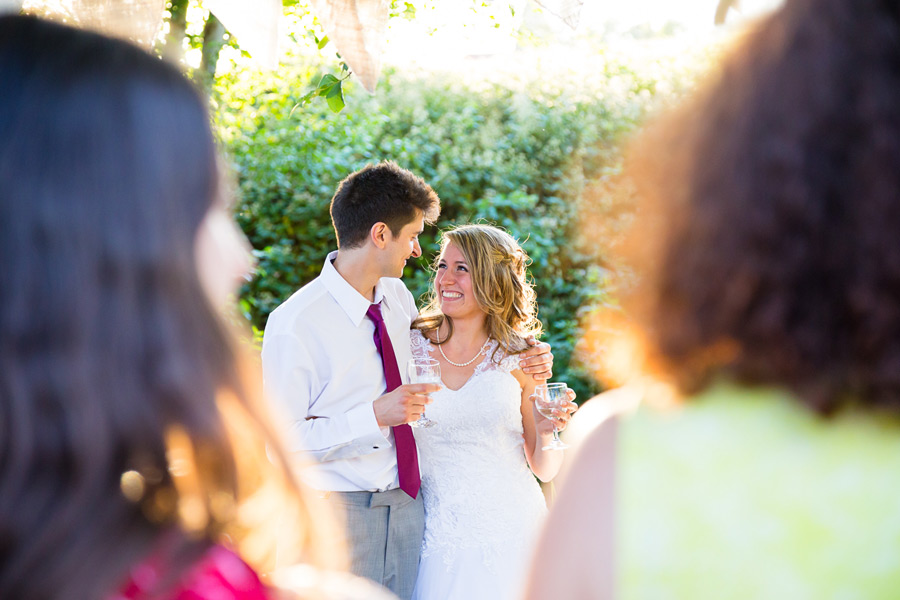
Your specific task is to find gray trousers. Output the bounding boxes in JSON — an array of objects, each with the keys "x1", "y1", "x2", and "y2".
[{"x1": 329, "y1": 488, "x2": 425, "y2": 600}]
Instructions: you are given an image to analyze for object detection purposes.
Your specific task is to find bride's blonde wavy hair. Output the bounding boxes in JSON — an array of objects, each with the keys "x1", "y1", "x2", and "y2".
[{"x1": 414, "y1": 224, "x2": 542, "y2": 359}]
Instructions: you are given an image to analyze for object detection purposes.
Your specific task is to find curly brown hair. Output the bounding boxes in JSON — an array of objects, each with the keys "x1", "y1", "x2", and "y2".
[{"x1": 625, "y1": 0, "x2": 900, "y2": 414}]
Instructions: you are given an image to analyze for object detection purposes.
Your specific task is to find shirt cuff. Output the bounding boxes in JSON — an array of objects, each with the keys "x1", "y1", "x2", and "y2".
[{"x1": 345, "y1": 402, "x2": 393, "y2": 451}]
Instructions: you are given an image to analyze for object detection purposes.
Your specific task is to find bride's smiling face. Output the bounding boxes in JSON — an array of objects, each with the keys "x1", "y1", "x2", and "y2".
[{"x1": 435, "y1": 243, "x2": 485, "y2": 321}]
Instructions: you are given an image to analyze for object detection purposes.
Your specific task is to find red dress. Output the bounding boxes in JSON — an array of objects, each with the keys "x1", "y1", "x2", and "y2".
[{"x1": 113, "y1": 544, "x2": 270, "y2": 600}]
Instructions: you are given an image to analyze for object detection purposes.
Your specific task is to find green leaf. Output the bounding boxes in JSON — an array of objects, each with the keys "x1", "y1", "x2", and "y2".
[
  {"x1": 325, "y1": 80, "x2": 345, "y2": 113},
  {"x1": 316, "y1": 73, "x2": 340, "y2": 96},
  {"x1": 317, "y1": 35, "x2": 329, "y2": 49}
]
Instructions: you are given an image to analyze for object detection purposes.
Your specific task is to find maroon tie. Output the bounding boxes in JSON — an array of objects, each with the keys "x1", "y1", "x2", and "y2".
[{"x1": 365, "y1": 303, "x2": 421, "y2": 499}]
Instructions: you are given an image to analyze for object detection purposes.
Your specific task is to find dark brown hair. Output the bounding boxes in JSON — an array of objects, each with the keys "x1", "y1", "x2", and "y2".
[
  {"x1": 624, "y1": 0, "x2": 900, "y2": 414},
  {"x1": 0, "y1": 16, "x2": 341, "y2": 599},
  {"x1": 329, "y1": 160, "x2": 441, "y2": 248}
]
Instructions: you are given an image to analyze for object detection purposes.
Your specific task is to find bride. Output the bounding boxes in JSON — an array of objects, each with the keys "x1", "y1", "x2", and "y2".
[{"x1": 409, "y1": 224, "x2": 576, "y2": 600}]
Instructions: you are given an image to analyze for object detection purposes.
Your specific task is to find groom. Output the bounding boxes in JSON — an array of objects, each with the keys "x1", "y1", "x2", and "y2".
[{"x1": 261, "y1": 161, "x2": 554, "y2": 598}]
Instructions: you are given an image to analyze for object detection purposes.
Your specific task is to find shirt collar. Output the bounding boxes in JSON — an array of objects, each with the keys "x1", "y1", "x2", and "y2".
[{"x1": 320, "y1": 250, "x2": 390, "y2": 327}]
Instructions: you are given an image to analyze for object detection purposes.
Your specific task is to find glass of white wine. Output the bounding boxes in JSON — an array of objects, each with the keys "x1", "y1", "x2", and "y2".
[
  {"x1": 407, "y1": 357, "x2": 440, "y2": 428},
  {"x1": 534, "y1": 382, "x2": 570, "y2": 450}
]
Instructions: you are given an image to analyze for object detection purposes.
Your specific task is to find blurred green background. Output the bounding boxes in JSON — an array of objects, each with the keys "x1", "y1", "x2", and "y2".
[{"x1": 214, "y1": 56, "x2": 670, "y2": 401}]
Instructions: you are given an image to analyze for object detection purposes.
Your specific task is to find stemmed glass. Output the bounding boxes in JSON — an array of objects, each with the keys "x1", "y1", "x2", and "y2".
[
  {"x1": 534, "y1": 382, "x2": 570, "y2": 450},
  {"x1": 407, "y1": 357, "x2": 440, "y2": 428}
]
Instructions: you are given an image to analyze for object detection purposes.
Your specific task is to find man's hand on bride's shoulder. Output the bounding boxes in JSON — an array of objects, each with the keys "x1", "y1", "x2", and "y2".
[{"x1": 521, "y1": 336, "x2": 553, "y2": 381}]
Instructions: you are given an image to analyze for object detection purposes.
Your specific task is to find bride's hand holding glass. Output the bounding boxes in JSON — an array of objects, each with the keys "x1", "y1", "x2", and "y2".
[{"x1": 532, "y1": 383, "x2": 578, "y2": 450}]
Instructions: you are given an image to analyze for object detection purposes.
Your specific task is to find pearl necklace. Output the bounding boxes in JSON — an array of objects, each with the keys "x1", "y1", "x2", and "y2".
[{"x1": 436, "y1": 329, "x2": 491, "y2": 367}]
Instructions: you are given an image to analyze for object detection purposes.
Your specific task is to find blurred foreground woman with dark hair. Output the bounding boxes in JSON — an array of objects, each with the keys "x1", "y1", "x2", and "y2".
[
  {"x1": 0, "y1": 15, "x2": 392, "y2": 600},
  {"x1": 525, "y1": 0, "x2": 900, "y2": 597}
]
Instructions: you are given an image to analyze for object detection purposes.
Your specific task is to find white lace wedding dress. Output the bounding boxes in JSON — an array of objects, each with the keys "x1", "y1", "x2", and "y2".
[{"x1": 409, "y1": 329, "x2": 547, "y2": 600}]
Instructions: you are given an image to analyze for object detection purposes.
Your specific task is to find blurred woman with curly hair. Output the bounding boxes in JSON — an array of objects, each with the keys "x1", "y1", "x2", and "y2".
[{"x1": 526, "y1": 0, "x2": 900, "y2": 597}]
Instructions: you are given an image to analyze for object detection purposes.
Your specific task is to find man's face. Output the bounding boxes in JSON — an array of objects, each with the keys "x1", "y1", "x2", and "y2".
[{"x1": 383, "y1": 211, "x2": 425, "y2": 278}]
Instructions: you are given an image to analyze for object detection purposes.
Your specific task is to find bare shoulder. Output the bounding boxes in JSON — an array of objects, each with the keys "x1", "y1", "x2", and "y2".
[
  {"x1": 524, "y1": 405, "x2": 617, "y2": 600},
  {"x1": 564, "y1": 386, "x2": 641, "y2": 450}
]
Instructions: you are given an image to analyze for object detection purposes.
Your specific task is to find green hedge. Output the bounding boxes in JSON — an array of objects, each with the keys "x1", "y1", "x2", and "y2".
[{"x1": 214, "y1": 60, "x2": 655, "y2": 401}]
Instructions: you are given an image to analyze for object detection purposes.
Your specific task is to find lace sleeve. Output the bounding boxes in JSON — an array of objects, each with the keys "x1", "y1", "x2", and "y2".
[
  {"x1": 498, "y1": 351, "x2": 521, "y2": 374},
  {"x1": 410, "y1": 328, "x2": 432, "y2": 360},
  {"x1": 476, "y1": 341, "x2": 522, "y2": 376}
]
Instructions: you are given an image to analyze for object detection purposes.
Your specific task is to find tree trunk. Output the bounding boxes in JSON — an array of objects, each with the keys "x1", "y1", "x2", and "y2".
[
  {"x1": 198, "y1": 13, "x2": 226, "y2": 94},
  {"x1": 161, "y1": 0, "x2": 189, "y2": 63}
]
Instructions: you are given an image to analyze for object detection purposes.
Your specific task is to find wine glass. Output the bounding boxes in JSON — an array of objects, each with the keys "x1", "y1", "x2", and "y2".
[
  {"x1": 407, "y1": 357, "x2": 440, "y2": 428},
  {"x1": 534, "y1": 382, "x2": 570, "y2": 450}
]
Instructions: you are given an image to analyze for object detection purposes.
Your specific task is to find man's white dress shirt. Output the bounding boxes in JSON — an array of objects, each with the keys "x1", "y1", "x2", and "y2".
[{"x1": 261, "y1": 251, "x2": 418, "y2": 492}]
